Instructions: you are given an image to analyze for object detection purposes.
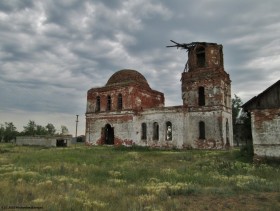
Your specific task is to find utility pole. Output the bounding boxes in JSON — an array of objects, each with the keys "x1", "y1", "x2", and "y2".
[{"x1": 75, "y1": 115, "x2": 79, "y2": 144}]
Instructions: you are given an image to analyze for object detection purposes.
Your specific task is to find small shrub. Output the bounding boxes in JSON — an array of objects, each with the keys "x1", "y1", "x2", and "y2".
[
  {"x1": 216, "y1": 160, "x2": 237, "y2": 178},
  {"x1": 240, "y1": 143, "x2": 254, "y2": 158}
]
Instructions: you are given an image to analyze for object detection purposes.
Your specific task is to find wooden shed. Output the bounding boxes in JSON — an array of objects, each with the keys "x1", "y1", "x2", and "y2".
[{"x1": 243, "y1": 80, "x2": 280, "y2": 159}]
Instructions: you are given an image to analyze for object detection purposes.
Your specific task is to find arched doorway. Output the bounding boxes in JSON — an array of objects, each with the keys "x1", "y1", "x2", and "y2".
[{"x1": 104, "y1": 124, "x2": 114, "y2": 145}]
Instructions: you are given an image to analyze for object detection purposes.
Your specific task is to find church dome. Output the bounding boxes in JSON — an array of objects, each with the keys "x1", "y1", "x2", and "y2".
[{"x1": 106, "y1": 69, "x2": 150, "y2": 88}]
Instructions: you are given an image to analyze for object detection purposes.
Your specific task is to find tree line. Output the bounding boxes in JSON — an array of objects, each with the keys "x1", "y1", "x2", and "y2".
[{"x1": 0, "y1": 120, "x2": 69, "y2": 143}]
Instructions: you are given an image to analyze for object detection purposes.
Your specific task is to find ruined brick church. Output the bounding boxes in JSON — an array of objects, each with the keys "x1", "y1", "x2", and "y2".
[{"x1": 86, "y1": 42, "x2": 233, "y2": 149}]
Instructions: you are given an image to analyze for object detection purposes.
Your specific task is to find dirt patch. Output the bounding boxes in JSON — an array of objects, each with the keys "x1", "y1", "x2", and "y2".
[{"x1": 176, "y1": 192, "x2": 280, "y2": 210}]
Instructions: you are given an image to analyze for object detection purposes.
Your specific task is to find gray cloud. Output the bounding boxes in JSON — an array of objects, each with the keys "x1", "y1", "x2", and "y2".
[{"x1": 0, "y1": 0, "x2": 280, "y2": 134}]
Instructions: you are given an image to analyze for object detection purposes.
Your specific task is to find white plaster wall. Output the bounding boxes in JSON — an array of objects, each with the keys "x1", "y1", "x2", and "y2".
[
  {"x1": 254, "y1": 116, "x2": 280, "y2": 145},
  {"x1": 16, "y1": 137, "x2": 55, "y2": 147},
  {"x1": 254, "y1": 145, "x2": 280, "y2": 158},
  {"x1": 251, "y1": 110, "x2": 280, "y2": 158},
  {"x1": 222, "y1": 111, "x2": 234, "y2": 146},
  {"x1": 188, "y1": 111, "x2": 222, "y2": 141},
  {"x1": 133, "y1": 108, "x2": 186, "y2": 148},
  {"x1": 87, "y1": 118, "x2": 103, "y2": 144},
  {"x1": 86, "y1": 113, "x2": 134, "y2": 145},
  {"x1": 114, "y1": 120, "x2": 134, "y2": 142},
  {"x1": 86, "y1": 108, "x2": 233, "y2": 149}
]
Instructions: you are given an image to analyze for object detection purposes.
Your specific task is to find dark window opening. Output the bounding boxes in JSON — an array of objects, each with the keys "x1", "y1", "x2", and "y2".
[
  {"x1": 199, "y1": 121, "x2": 205, "y2": 139},
  {"x1": 141, "y1": 123, "x2": 147, "y2": 140},
  {"x1": 166, "y1": 121, "x2": 172, "y2": 141},
  {"x1": 153, "y1": 122, "x2": 159, "y2": 140},
  {"x1": 198, "y1": 86, "x2": 205, "y2": 106},
  {"x1": 225, "y1": 119, "x2": 230, "y2": 147},
  {"x1": 219, "y1": 47, "x2": 224, "y2": 66},
  {"x1": 117, "y1": 94, "x2": 123, "y2": 110},
  {"x1": 226, "y1": 119, "x2": 229, "y2": 138},
  {"x1": 96, "y1": 96, "x2": 100, "y2": 112},
  {"x1": 107, "y1": 95, "x2": 111, "y2": 111},
  {"x1": 104, "y1": 124, "x2": 114, "y2": 145},
  {"x1": 56, "y1": 139, "x2": 67, "y2": 147},
  {"x1": 196, "y1": 47, "x2": 206, "y2": 67}
]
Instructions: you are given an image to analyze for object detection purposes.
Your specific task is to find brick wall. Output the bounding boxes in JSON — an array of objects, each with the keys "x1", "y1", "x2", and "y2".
[{"x1": 251, "y1": 108, "x2": 280, "y2": 157}]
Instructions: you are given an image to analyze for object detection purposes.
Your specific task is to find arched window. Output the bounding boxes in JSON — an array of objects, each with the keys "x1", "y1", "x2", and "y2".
[
  {"x1": 141, "y1": 123, "x2": 147, "y2": 140},
  {"x1": 104, "y1": 124, "x2": 114, "y2": 145},
  {"x1": 196, "y1": 46, "x2": 205, "y2": 67},
  {"x1": 198, "y1": 86, "x2": 205, "y2": 106},
  {"x1": 117, "y1": 94, "x2": 123, "y2": 110},
  {"x1": 199, "y1": 121, "x2": 205, "y2": 139},
  {"x1": 107, "y1": 95, "x2": 111, "y2": 111},
  {"x1": 224, "y1": 93, "x2": 227, "y2": 107},
  {"x1": 96, "y1": 96, "x2": 100, "y2": 112},
  {"x1": 153, "y1": 122, "x2": 159, "y2": 140},
  {"x1": 166, "y1": 121, "x2": 172, "y2": 141}
]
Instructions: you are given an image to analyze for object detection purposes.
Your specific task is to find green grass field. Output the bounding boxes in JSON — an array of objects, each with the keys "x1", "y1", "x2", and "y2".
[{"x1": 0, "y1": 143, "x2": 280, "y2": 210}]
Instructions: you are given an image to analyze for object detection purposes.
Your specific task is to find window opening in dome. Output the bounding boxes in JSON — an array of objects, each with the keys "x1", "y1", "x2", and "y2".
[
  {"x1": 117, "y1": 94, "x2": 122, "y2": 110},
  {"x1": 107, "y1": 95, "x2": 111, "y2": 111},
  {"x1": 96, "y1": 96, "x2": 100, "y2": 112}
]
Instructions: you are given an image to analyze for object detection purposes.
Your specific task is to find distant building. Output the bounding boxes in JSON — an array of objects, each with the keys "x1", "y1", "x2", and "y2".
[
  {"x1": 86, "y1": 42, "x2": 233, "y2": 149},
  {"x1": 243, "y1": 80, "x2": 280, "y2": 159},
  {"x1": 16, "y1": 135, "x2": 72, "y2": 147}
]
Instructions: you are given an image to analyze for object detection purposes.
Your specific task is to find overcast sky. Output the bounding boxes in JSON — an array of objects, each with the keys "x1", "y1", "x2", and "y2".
[{"x1": 0, "y1": 0, "x2": 279, "y2": 135}]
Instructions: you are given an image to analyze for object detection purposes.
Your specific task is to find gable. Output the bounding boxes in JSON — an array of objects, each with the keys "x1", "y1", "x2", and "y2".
[{"x1": 243, "y1": 80, "x2": 280, "y2": 110}]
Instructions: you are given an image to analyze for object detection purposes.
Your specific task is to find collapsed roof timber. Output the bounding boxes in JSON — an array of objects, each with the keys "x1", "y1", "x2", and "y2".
[{"x1": 166, "y1": 40, "x2": 218, "y2": 51}]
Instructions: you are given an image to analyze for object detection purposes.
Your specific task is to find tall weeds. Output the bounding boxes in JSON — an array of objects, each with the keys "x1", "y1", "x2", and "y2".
[{"x1": 0, "y1": 144, "x2": 279, "y2": 210}]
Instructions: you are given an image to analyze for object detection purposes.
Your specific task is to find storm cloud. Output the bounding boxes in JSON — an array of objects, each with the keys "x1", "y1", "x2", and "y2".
[{"x1": 0, "y1": 0, "x2": 279, "y2": 134}]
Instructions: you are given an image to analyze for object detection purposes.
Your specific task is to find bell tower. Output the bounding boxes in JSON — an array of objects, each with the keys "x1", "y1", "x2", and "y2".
[
  {"x1": 167, "y1": 41, "x2": 233, "y2": 149},
  {"x1": 181, "y1": 42, "x2": 231, "y2": 109}
]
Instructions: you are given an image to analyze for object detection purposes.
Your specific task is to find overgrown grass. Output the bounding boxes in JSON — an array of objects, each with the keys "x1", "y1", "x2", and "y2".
[{"x1": 0, "y1": 143, "x2": 280, "y2": 210}]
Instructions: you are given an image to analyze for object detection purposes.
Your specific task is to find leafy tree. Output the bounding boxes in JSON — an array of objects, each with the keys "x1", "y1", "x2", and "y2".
[
  {"x1": 46, "y1": 123, "x2": 56, "y2": 135},
  {"x1": 36, "y1": 125, "x2": 48, "y2": 135},
  {"x1": 23, "y1": 121, "x2": 60, "y2": 136},
  {"x1": 77, "y1": 135, "x2": 85, "y2": 142},
  {"x1": 61, "y1": 125, "x2": 69, "y2": 135},
  {"x1": 0, "y1": 122, "x2": 18, "y2": 142},
  {"x1": 0, "y1": 124, "x2": 4, "y2": 142},
  {"x1": 23, "y1": 120, "x2": 37, "y2": 136},
  {"x1": 232, "y1": 94, "x2": 252, "y2": 147},
  {"x1": 1, "y1": 121, "x2": 61, "y2": 139},
  {"x1": 232, "y1": 94, "x2": 243, "y2": 125}
]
